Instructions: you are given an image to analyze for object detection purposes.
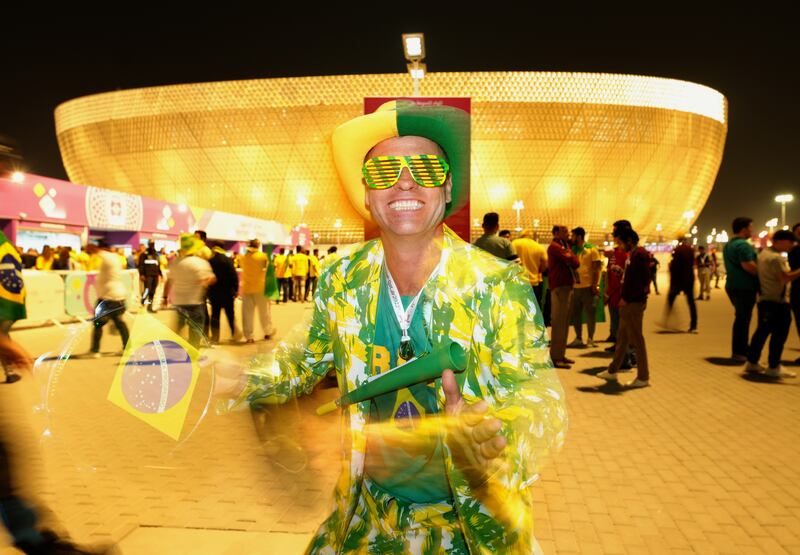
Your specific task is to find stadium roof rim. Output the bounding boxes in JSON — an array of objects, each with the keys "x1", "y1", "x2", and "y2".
[{"x1": 55, "y1": 71, "x2": 727, "y2": 134}]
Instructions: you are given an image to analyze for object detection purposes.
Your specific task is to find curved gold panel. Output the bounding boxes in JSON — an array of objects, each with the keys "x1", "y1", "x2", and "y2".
[{"x1": 55, "y1": 72, "x2": 727, "y2": 244}]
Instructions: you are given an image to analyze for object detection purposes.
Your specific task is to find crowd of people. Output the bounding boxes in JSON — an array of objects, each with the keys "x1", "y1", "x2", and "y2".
[
  {"x1": 15, "y1": 243, "x2": 172, "y2": 272},
  {"x1": 471, "y1": 212, "x2": 800, "y2": 387},
  {"x1": 7, "y1": 234, "x2": 340, "y2": 354},
  {"x1": 722, "y1": 218, "x2": 800, "y2": 377},
  {"x1": 472, "y1": 213, "x2": 653, "y2": 387}
]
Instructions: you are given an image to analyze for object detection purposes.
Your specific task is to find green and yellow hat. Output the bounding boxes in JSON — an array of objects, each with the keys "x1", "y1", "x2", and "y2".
[
  {"x1": 179, "y1": 233, "x2": 204, "y2": 256},
  {"x1": 331, "y1": 99, "x2": 470, "y2": 221}
]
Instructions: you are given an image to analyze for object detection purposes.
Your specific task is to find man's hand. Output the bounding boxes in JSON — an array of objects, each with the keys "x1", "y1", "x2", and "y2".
[
  {"x1": 442, "y1": 369, "x2": 506, "y2": 478},
  {"x1": 209, "y1": 351, "x2": 249, "y2": 398}
]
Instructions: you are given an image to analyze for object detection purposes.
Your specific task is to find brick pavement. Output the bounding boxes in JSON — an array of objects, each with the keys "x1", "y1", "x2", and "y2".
[{"x1": 1, "y1": 278, "x2": 799, "y2": 554}]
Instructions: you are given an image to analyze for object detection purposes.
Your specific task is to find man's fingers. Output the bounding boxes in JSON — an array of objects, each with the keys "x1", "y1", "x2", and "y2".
[
  {"x1": 442, "y1": 369, "x2": 462, "y2": 413},
  {"x1": 461, "y1": 399, "x2": 488, "y2": 426},
  {"x1": 471, "y1": 417, "x2": 502, "y2": 444},
  {"x1": 480, "y1": 435, "x2": 507, "y2": 460}
]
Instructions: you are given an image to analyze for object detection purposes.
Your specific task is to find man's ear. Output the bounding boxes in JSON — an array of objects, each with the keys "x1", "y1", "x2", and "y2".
[{"x1": 444, "y1": 175, "x2": 453, "y2": 204}]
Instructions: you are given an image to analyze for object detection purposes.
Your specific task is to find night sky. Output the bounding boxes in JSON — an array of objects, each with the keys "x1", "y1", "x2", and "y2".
[{"x1": 2, "y1": 11, "x2": 797, "y2": 236}]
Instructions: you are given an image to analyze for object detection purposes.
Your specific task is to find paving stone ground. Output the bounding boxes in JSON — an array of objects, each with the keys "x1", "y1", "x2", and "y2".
[{"x1": 1, "y1": 274, "x2": 799, "y2": 554}]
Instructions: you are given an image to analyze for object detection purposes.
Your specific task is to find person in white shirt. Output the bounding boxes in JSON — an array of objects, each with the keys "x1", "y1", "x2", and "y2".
[
  {"x1": 164, "y1": 234, "x2": 216, "y2": 347},
  {"x1": 89, "y1": 241, "x2": 130, "y2": 356}
]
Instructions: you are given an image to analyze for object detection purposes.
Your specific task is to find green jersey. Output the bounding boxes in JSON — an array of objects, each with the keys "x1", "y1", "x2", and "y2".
[{"x1": 363, "y1": 278, "x2": 452, "y2": 504}]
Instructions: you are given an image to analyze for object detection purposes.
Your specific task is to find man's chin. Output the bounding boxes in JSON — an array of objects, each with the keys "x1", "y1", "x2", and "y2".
[{"x1": 379, "y1": 221, "x2": 443, "y2": 238}]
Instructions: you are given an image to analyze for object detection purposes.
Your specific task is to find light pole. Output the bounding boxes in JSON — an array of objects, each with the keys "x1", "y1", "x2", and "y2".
[
  {"x1": 512, "y1": 200, "x2": 524, "y2": 232},
  {"x1": 402, "y1": 33, "x2": 426, "y2": 96},
  {"x1": 775, "y1": 194, "x2": 794, "y2": 228},
  {"x1": 766, "y1": 218, "x2": 778, "y2": 235},
  {"x1": 682, "y1": 210, "x2": 695, "y2": 232},
  {"x1": 333, "y1": 218, "x2": 342, "y2": 245},
  {"x1": 296, "y1": 195, "x2": 308, "y2": 226}
]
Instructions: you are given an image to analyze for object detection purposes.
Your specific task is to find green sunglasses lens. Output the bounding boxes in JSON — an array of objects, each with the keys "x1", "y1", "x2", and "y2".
[
  {"x1": 407, "y1": 155, "x2": 448, "y2": 187},
  {"x1": 364, "y1": 157, "x2": 403, "y2": 189},
  {"x1": 362, "y1": 155, "x2": 449, "y2": 189}
]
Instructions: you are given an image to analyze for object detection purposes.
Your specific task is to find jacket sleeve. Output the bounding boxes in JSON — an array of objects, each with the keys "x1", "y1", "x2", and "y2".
[
  {"x1": 448, "y1": 264, "x2": 568, "y2": 549},
  {"x1": 549, "y1": 243, "x2": 579, "y2": 269},
  {"x1": 227, "y1": 265, "x2": 335, "y2": 408},
  {"x1": 486, "y1": 265, "x2": 567, "y2": 482},
  {"x1": 621, "y1": 250, "x2": 650, "y2": 301}
]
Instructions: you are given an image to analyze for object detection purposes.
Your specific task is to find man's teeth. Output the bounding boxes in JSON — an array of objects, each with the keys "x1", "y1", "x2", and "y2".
[{"x1": 389, "y1": 200, "x2": 423, "y2": 211}]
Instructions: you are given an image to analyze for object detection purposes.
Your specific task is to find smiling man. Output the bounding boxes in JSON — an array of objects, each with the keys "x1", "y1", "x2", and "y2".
[{"x1": 223, "y1": 101, "x2": 566, "y2": 554}]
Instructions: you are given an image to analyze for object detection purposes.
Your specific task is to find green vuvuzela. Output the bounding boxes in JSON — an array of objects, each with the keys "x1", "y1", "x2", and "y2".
[{"x1": 316, "y1": 342, "x2": 467, "y2": 415}]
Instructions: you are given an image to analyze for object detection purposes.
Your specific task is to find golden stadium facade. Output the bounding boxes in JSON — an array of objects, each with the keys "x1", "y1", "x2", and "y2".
[{"x1": 55, "y1": 72, "x2": 727, "y2": 243}]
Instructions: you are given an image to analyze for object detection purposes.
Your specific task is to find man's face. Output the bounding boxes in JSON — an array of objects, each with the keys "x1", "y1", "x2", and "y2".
[
  {"x1": 554, "y1": 226, "x2": 569, "y2": 242},
  {"x1": 571, "y1": 233, "x2": 584, "y2": 246},
  {"x1": 794, "y1": 227, "x2": 800, "y2": 242},
  {"x1": 743, "y1": 223, "x2": 753, "y2": 239},
  {"x1": 773, "y1": 239, "x2": 795, "y2": 253},
  {"x1": 364, "y1": 136, "x2": 452, "y2": 238}
]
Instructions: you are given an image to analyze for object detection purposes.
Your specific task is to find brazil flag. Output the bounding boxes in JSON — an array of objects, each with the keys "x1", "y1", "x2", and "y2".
[{"x1": 0, "y1": 231, "x2": 26, "y2": 322}]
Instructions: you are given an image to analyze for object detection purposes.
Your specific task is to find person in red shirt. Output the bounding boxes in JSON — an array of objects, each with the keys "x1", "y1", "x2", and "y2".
[
  {"x1": 547, "y1": 225, "x2": 580, "y2": 368},
  {"x1": 597, "y1": 227, "x2": 651, "y2": 388},
  {"x1": 604, "y1": 220, "x2": 636, "y2": 369}
]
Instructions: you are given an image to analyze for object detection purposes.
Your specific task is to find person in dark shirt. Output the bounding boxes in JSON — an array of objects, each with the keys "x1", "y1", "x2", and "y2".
[
  {"x1": 207, "y1": 241, "x2": 240, "y2": 344},
  {"x1": 666, "y1": 237, "x2": 698, "y2": 333},
  {"x1": 723, "y1": 217, "x2": 759, "y2": 361},
  {"x1": 137, "y1": 241, "x2": 163, "y2": 312},
  {"x1": 695, "y1": 245, "x2": 712, "y2": 300},
  {"x1": 649, "y1": 253, "x2": 660, "y2": 295},
  {"x1": 547, "y1": 225, "x2": 580, "y2": 368},
  {"x1": 790, "y1": 223, "x2": 800, "y2": 364},
  {"x1": 597, "y1": 228, "x2": 651, "y2": 388},
  {"x1": 21, "y1": 249, "x2": 37, "y2": 270},
  {"x1": 473, "y1": 212, "x2": 517, "y2": 260}
]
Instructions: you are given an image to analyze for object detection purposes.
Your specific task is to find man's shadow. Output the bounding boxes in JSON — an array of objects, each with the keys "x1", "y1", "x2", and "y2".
[
  {"x1": 578, "y1": 350, "x2": 613, "y2": 359},
  {"x1": 705, "y1": 356, "x2": 746, "y2": 367},
  {"x1": 739, "y1": 367, "x2": 800, "y2": 385},
  {"x1": 575, "y1": 366, "x2": 628, "y2": 396}
]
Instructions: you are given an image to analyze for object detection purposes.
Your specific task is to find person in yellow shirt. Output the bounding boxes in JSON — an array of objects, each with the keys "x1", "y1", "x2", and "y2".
[
  {"x1": 285, "y1": 250, "x2": 294, "y2": 300},
  {"x1": 568, "y1": 227, "x2": 603, "y2": 348},
  {"x1": 512, "y1": 229, "x2": 548, "y2": 312},
  {"x1": 274, "y1": 248, "x2": 291, "y2": 303},
  {"x1": 86, "y1": 249, "x2": 103, "y2": 271},
  {"x1": 34, "y1": 245, "x2": 55, "y2": 271},
  {"x1": 291, "y1": 246, "x2": 310, "y2": 302},
  {"x1": 304, "y1": 248, "x2": 321, "y2": 301},
  {"x1": 74, "y1": 248, "x2": 91, "y2": 271},
  {"x1": 239, "y1": 239, "x2": 276, "y2": 342}
]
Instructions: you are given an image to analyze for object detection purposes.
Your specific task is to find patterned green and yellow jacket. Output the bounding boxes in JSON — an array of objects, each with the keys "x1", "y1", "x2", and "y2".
[{"x1": 234, "y1": 226, "x2": 567, "y2": 553}]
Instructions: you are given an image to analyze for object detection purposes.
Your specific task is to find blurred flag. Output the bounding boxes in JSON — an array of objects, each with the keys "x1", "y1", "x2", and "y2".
[
  {"x1": 0, "y1": 231, "x2": 26, "y2": 321},
  {"x1": 107, "y1": 311, "x2": 201, "y2": 440},
  {"x1": 264, "y1": 243, "x2": 280, "y2": 300}
]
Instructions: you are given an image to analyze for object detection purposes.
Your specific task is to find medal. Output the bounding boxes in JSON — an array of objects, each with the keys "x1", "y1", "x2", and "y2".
[
  {"x1": 383, "y1": 257, "x2": 443, "y2": 362},
  {"x1": 399, "y1": 338, "x2": 415, "y2": 361}
]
